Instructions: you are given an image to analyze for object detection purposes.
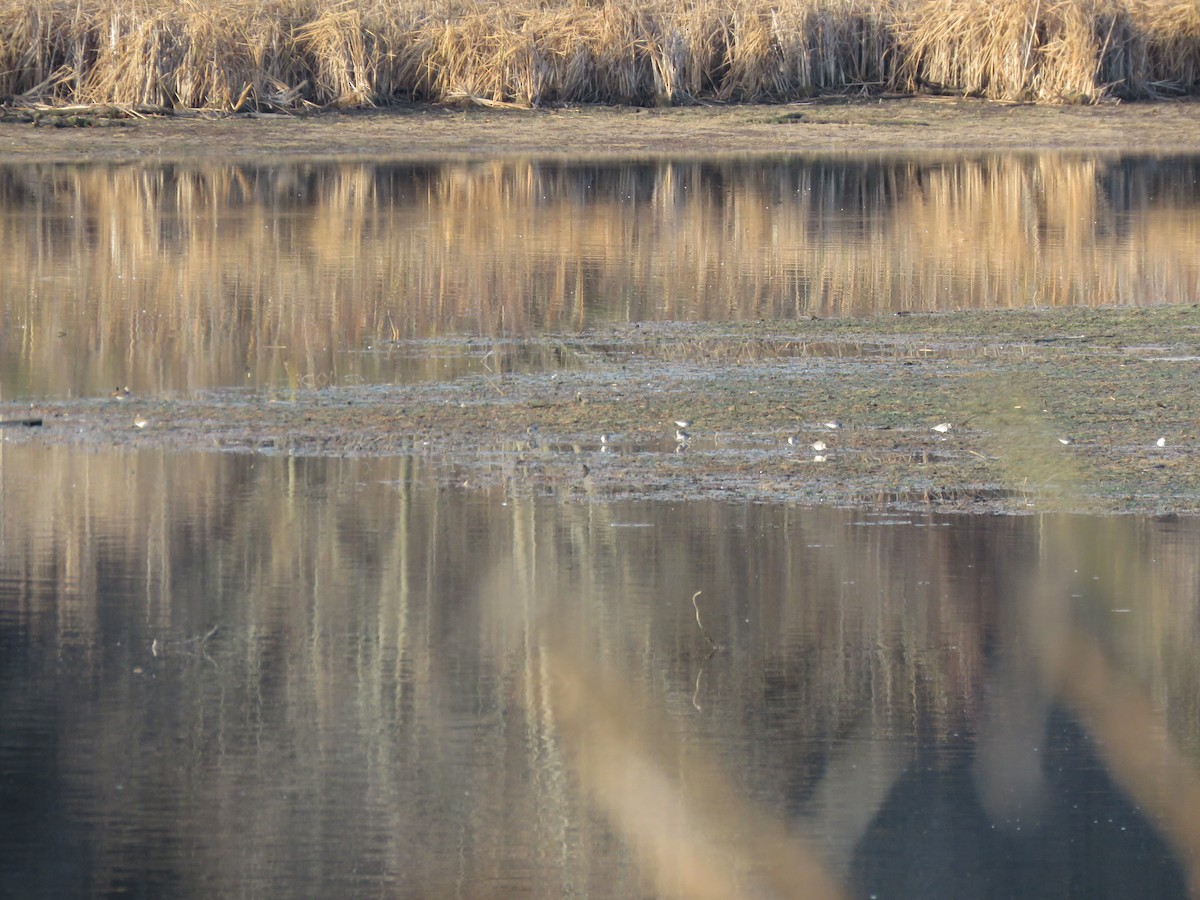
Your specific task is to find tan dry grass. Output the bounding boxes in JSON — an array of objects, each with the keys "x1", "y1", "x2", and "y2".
[
  {"x1": 1, "y1": 0, "x2": 1199, "y2": 108},
  {"x1": 900, "y1": 0, "x2": 1200, "y2": 101}
]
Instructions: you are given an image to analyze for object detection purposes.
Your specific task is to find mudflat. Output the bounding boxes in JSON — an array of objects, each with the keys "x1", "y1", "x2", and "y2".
[
  {"x1": 4, "y1": 307, "x2": 1199, "y2": 516},
  {"x1": 3, "y1": 97, "x2": 1200, "y2": 162}
]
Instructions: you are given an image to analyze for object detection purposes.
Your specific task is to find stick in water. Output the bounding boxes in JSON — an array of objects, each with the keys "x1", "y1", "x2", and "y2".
[{"x1": 692, "y1": 591, "x2": 719, "y2": 650}]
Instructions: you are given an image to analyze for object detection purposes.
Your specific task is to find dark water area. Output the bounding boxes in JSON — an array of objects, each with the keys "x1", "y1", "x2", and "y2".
[
  {"x1": 2, "y1": 445, "x2": 1199, "y2": 897},
  {"x1": 1, "y1": 155, "x2": 1198, "y2": 401},
  {"x1": 3, "y1": 152, "x2": 1200, "y2": 896}
]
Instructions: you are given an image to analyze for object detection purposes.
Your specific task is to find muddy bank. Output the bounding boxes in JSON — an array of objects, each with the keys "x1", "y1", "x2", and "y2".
[
  {"x1": 3, "y1": 98, "x2": 1200, "y2": 162},
  {"x1": 4, "y1": 306, "x2": 1199, "y2": 516}
]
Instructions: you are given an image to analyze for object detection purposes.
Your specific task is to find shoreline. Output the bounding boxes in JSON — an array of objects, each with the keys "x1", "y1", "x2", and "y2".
[{"x1": 3, "y1": 98, "x2": 1200, "y2": 163}]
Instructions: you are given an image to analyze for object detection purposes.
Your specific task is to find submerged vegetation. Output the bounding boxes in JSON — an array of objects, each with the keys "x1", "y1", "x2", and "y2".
[
  {"x1": 1, "y1": 0, "x2": 1199, "y2": 110},
  {"x1": 5, "y1": 304, "x2": 1200, "y2": 515}
]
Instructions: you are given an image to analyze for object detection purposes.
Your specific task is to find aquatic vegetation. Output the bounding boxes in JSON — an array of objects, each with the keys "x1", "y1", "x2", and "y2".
[{"x1": 0, "y1": 0, "x2": 1198, "y2": 109}]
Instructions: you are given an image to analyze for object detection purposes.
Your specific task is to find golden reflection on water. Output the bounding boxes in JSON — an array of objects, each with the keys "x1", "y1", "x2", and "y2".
[
  {"x1": 2, "y1": 443, "x2": 1200, "y2": 896},
  {"x1": 1, "y1": 155, "x2": 1198, "y2": 399}
]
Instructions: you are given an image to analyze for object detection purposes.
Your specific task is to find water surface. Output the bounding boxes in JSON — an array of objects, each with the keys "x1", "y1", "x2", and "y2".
[
  {"x1": 1, "y1": 155, "x2": 1198, "y2": 400},
  {"x1": 2, "y1": 444, "x2": 1198, "y2": 897},
  {"x1": 4, "y1": 153, "x2": 1200, "y2": 897}
]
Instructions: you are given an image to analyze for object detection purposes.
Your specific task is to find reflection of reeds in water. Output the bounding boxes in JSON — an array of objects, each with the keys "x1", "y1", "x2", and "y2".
[
  {"x1": 5, "y1": 440, "x2": 1200, "y2": 892},
  {"x1": 1, "y1": 156, "x2": 1198, "y2": 396},
  {"x1": 1, "y1": 0, "x2": 1199, "y2": 107},
  {"x1": 951, "y1": 382, "x2": 1200, "y2": 889}
]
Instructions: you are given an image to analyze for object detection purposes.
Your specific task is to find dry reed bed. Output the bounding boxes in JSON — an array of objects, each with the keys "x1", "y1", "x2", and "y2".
[{"x1": 1, "y1": 0, "x2": 1199, "y2": 109}]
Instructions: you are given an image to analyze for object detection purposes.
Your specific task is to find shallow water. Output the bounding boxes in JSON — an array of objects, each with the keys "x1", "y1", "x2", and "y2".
[
  {"x1": 1, "y1": 155, "x2": 1198, "y2": 400},
  {"x1": 2, "y1": 444, "x2": 1199, "y2": 897}
]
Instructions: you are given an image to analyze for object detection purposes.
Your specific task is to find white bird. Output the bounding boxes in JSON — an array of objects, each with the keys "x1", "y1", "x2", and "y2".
[
  {"x1": 674, "y1": 419, "x2": 692, "y2": 429},
  {"x1": 1156, "y1": 437, "x2": 1167, "y2": 448},
  {"x1": 787, "y1": 434, "x2": 800, "y2": 446},
  {"x1": 675, "y1": 429, "x2": 691, "y2": 444},
  {"x1": 811, "y1": 440, "x2": 827, "y2": 452},
  {"x1": 932, "y1": 422, "x2": 952, "y2": 434},
  {"x1": 1058, "y1": 437, "x2": 1074, "y2": 445},
  {"x1": 133, "y1": 418, "x2": 148, "y2": 429},
  {"x1": 813, "y1": 454, "x2": 827, "y2": 463},
  {"x1": 822, "y1": 420, "x2": 843, "y2": 430}
]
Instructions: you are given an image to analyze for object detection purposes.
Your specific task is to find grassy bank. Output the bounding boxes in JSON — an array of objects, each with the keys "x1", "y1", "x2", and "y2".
[{"x1": 1, "y1": 0, "x2": 1199, "y2": 111}]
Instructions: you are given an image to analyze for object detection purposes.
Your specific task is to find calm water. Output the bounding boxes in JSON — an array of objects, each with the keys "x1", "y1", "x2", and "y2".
[
  {"x1": 3, "y1": 156, "x2": 1200, "y2": 897},
  {"x1": 2, "y1": 445, "x2": 1199, "y2": 897},
  {"x1": 0, "y1": 156, "x2": 1198, "y2": 399}
]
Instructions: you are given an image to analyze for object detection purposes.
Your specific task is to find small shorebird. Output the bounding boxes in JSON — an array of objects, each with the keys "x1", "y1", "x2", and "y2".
[
  {"x1": 1058, "y1": 437, "x2": 1074, "y2": 445},
  {"x1": 600, "y1": 433, "x2": 614, "y2": 452},
  {"x1": 813, "y1": 454, "x2": 827, "y2": 463},
  {"x1": 932, "y1": 422, "x2": 952, "y2": 434},
  {"x1": 822, "y1": 420, "x2": 842, "y2": 430},
  {"x1": 675, "y1": 428, "x2": 691, "y2": 444},
  {"x1": 811, "y1": 440, "x2": 827, "y2": 452},
  {"x1": 111, "y1": 386, "x2": 130, "y2": 400},
  {"x1": 1156, "y1": 437, "x2": 1167, "y2": 448},
  {"x1": 787, "y1": 434, "x2": 800, "y2": 447}
]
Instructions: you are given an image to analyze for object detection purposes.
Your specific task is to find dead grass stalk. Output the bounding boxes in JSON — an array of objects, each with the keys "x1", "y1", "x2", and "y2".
[{"x1": 1, "y1": 0, "x2": 1198, "y2": 108}]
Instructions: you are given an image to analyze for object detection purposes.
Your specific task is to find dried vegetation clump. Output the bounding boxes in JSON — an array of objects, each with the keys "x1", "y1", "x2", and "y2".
[{"x1": 0, "y1": 0, "x2": 1198, "y2": 109}]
